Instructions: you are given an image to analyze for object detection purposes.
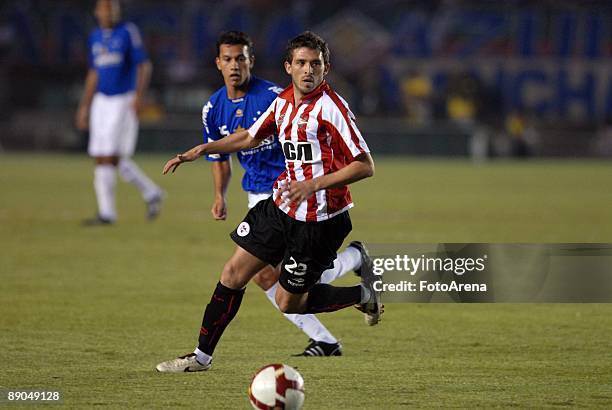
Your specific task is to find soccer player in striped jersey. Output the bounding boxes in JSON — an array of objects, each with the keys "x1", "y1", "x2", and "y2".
[
  {"x1": 76, "y1": 0, "x2": 163, "y2": 225},
  {"x1": 156, "y1": 31, "x2": 380, "y2": 373},
  {"x1": 203, "y1": 31, "x2": 368, "y2": 357}
]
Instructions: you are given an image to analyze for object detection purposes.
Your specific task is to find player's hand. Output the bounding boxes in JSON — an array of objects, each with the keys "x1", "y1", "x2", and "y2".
[
  {"x1": 75, "y1": 105, "x2": 89, "y2": 131},
  {"x1": 211, "y1": 197, "x2": 227, "y2": 220},
  {"x1": 281, "y1": 179, "x2": 317, "y2": 205},
  {"x1": 163, "y1": 146, "x2": 205, "y2": 174}
]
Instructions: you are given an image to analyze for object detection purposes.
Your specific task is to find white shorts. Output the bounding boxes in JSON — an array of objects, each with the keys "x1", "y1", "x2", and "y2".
[
  {"x1": 88, "y1": 92, "x2": 138, "y2": 157},
  {"x1": 247, "y1": 191, "x2": 272, "y2": 209}
]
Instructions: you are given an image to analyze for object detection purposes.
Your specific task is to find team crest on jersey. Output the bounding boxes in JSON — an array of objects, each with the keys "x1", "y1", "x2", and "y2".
[
  {"x1": 297, "y1": 114, "x2": 309, "y2": 129},
  {"x1": 237, "y1": 222, "x2": 250, "y2": 237},
  {"x1": 235, "y1": 109, "x2": 243, "y2": 118}
]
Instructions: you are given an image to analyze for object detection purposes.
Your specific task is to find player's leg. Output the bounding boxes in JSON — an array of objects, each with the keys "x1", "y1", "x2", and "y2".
[
  {"x1": 318, "y1": 241, "x2": 363, "y2": 284},
  {"x1": 117, "y1": 93, "x2": 164, "y2": 220},
  {"x1": 118, "y1": 157, "x2": 164, "y2": 219},
  {"x1": 194, "y1": 246, "x2": 267, "y2": 362},
  {"x1": 252, "y1": 266, "x2": 342, "y2": 356},
  {"x1": 275, "y1": 211, "x2": 381, "y2": 324},
  {"x1": 156, "y1": 198, "x2": 285, "y2": 372},
  {"x1": 156, "y1": 245, "x2": 267, "y2": 373},
  {"x1": 85, "y1": 155, "x2": 119, "y2": 225},
  {"x1": 84, "y1": 93, "x2": 120, "y2": 225},
  {"x1": 245, "y1": 192, "x2": 342, "y2": 354}
]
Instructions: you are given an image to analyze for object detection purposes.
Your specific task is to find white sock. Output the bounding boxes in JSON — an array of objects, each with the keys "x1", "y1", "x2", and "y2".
[
  {"x1": 94, "y1": 164, "x2": 117, "y2": 221},
  {"x1": 193, "y1": 347, "x2": 212, "y2": 365},
  {"x1": 319, "y1": 246, "x2": 362, "y2": 284},
  {"x1": 264, "y1": 283, "x2": 337, "y2": 344},
  {"x1": 118, "y1": 158, "x2": 161, "y2": 202}
]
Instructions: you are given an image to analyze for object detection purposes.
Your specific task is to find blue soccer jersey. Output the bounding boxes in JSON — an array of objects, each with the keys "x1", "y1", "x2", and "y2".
[
  {"x1": 202, "y1": 77, "x2": 286, "y2": 194},
  {"x1": 88, "y1": 22, "x2": 147, "y2": 95}
]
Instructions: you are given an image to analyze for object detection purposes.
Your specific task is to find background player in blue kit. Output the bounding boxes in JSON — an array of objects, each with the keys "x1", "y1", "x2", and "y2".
[
  {"x1": 75, "y1": 0, "x2": 163, "y2": 225},
  {"x1": 202, "y1": 31, "x2": 368, "y2": 356}
]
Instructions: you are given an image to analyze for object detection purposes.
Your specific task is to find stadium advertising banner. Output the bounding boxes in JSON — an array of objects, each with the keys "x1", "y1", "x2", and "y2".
[{"x1": 392, "y1": 59, "x2": 612, "y2": 121}]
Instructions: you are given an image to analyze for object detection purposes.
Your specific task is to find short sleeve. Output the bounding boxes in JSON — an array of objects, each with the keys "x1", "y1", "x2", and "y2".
[
  {"x1": 125, "y1": 22, "x2": 147, "y2": 65},
  {"x1": 323, "y1": 95, "x2": 370, "y2": 160},
  {"x1": 248, "y1": 98, "x2": 278, "y2": 140},
  {"x1": 202, "y1": 100, "x2": 229, "y2": 162}
]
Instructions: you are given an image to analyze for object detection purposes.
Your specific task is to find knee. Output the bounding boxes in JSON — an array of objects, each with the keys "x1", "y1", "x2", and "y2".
[
  {"x1": 220, "y1": 260, "x2": 247, "y2": 290},
  {"x1": 95, "y1": 156, "x2": 119, "y2": 166},
  {"x1": 252, "y1": 266, "x2": 279, "y2": 290},
  {"x1": 276, "y1": 299, "x2": 297, "y2": 314},
  {"x1": 275, "y1": 293, "x2": 304, "y2": 314}
]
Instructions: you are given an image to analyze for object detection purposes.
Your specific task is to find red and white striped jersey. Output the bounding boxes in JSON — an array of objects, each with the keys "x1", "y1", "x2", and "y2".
[{"x1": 248, "y1": 80, "x2": 370, "y2": 222}]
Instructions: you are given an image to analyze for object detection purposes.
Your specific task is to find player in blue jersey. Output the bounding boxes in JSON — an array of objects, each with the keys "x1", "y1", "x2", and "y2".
[
  {"x1": 200, "y1": 31, "x2": 368, "y2": 357},
  {"x1": 76, "y1": 0, "x2": 163, "y2": 225}
]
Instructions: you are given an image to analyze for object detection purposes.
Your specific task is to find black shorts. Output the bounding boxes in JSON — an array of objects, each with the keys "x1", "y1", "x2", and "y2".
[{"x1": 230, "y1": 198, "x2": 352, "y2": 294}]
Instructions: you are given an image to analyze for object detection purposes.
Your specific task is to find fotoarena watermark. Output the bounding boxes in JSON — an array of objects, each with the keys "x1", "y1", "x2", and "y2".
[{"x1": 367, "y1": 244, "x2": 612, "y2": 303}]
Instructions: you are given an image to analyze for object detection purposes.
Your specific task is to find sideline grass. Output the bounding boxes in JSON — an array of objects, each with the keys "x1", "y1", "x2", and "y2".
[{"x1": 1, "y1": 153, "x2": 611, "y2": 408}]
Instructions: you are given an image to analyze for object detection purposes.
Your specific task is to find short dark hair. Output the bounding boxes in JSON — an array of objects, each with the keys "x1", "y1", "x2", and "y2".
[
  {"x1": 285, "y1": 31, "x2": 330, "y2": 65},
  {"x1": 216, "y1": 31, "x2": 254, "y2": 57}
]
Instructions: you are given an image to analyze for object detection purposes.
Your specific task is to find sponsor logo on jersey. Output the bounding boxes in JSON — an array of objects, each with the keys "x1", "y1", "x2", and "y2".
[
  {"x1": 282, "y1": 141, "x2": 314, "y2": 163},
  {"x1": 94, "y1": 52, "x2": 123, "y2": 67},
  {"x1": 255, "y1": 135, "x2": 275, "y2": 148},
  {"x1": 276, "y1": 113, "x2": 286, "y2": 128}
]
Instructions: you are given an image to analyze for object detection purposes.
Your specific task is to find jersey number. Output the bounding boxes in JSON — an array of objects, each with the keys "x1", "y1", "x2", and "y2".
[{"x1": 284, "y1": 257, "x2": 307, "y2": 276}]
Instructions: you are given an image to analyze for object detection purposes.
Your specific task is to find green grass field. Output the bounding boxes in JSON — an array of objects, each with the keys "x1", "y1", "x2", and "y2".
[{"x1": 1, "y1": 153, "x2": 612, "y2": 409}]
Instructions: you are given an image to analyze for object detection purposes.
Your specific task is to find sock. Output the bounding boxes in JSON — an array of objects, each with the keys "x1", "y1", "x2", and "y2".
[
  {"x1": 197, "y1": 281, "x2": 245, "y2": 356},
  {"x1": 304, "y1": 284, "x2": 362, "y2": 313},
  {"x1": 94, "y1": 164, "x2": 117, "y2": 220},
  {"x1": 118, "y1": 158, "x2": 161, "y2": 202},
  {"x1": 193, "y1": 347, "x2": 212, "y2": 366},
  {"x1": 265, "y1": 283, "x2": 337, "y2": 344},
  {"x1": 319, "y1": 246, "x2": 362, "y2": 284}
]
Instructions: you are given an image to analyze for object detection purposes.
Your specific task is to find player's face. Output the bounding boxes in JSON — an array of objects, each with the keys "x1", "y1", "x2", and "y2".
[
  {"x1": 285, "y1": 47, "x2": 329, "y2": 98},
  {"x1": 216, "y1": 44, "x2": 253, "y2": 89},
  {"x1": 95, "y1": 0, "x2": 119, "y2": 28}
]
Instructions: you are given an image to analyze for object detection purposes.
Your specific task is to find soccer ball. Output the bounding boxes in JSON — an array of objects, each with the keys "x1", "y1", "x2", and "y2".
[{"x1": 248, "y1": 363, "x2": 305, "y2": 410}]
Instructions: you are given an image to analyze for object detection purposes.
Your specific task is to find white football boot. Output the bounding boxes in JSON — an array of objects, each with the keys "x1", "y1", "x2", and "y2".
[
  {"x1": 351, "y1": 241, "x2": 384, "y2": 326},
  {"x1": 155, "y1": 353, "x2": 212, "y2": 373}
]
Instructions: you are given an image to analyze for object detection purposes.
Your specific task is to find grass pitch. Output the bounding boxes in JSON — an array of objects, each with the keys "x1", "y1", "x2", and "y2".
[{"x1": 1, "y1": 153, "x2": 612, "y2": 409}]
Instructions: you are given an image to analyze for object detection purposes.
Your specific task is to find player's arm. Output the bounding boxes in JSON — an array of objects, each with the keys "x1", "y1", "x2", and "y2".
[
  {"x1": 283, "y1": 153, "x2": 375, "y2": 204},
  {"x1": 75, "y1": 69, "x2": 98, "y2": 130},
  {"x1": 210, "y1": 160, "x2": 232, "y2": 220},
  {"x1": 163, "y1": 129, "x2": 259, "y2": 174},
  {"x1": 133, "y1": 60, "x2": 152, "y2": 113}
]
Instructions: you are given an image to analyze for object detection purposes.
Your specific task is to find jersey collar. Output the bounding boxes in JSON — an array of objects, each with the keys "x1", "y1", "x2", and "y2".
[
  {"x1": 225, "y1": 76, "x2": 256, "y2": 103},
  {"x1": 279, "y1": 80, "x2": 329, "y2": 105}
]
